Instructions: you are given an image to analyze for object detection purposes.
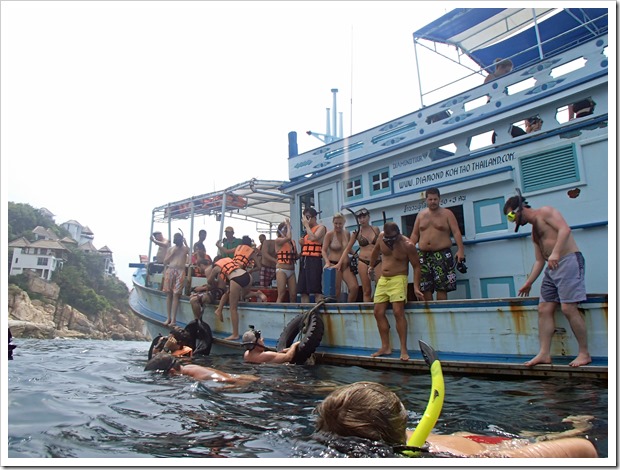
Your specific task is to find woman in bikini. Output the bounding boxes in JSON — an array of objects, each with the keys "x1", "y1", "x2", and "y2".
[
  {"x1": 336, "y1": 208, "x2": 381, "y2": 302},
  {"x1": 275, "y1": 218, "x2": 298, "y2": 303},
  {"x1": 322, "y1": 213, "x2": 359, "y2": 302}
]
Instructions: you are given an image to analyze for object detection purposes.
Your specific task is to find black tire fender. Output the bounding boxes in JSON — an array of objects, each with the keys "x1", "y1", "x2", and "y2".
[
  {"x1": 276, "y1": 311, "x2": 324, "y2": 364},
  {"x1": 184, "y1": 318, "x2": 213, "y2": 356}
]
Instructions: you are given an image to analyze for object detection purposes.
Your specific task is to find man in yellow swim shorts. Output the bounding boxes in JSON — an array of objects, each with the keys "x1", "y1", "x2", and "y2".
[{"x1": 369, "y1": 222, "x2": 424, "y2": 361}]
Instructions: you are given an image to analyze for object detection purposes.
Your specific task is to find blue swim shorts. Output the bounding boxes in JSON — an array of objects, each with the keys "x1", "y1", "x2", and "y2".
[{"x1": 540, "y1": 252, "x2": 586, "y2": 304}]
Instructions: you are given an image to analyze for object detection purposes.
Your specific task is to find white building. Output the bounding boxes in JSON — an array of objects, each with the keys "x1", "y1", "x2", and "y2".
[
  {"x1": 8, "y1": 236, "x2": 68, "y2": 281},
  {"x1": 10, "y1": 223, "x2": 117, "y2": 280},
  {"x1": 60, "y1": 220, "x2": 95, "y2": 246}
]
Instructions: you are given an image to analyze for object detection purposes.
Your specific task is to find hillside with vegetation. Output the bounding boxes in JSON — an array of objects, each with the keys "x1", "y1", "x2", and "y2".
[{"x1": 8, "y1": 202, "x2": 147, "y2": 340}]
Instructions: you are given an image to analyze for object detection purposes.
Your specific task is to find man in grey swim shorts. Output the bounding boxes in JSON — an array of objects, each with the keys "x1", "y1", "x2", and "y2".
[{"x1": 503, "y1": 194, "x2": 591, "y2": 367}]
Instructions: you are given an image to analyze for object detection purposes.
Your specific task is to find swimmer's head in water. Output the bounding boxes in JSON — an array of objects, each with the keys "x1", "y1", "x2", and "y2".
[
  {"x1": 314, "y1": 381, "x2": 408, "y2": 445},
  {"x1": 144, "y1": 353, "x2": 182, "y2": 373},
  {"x1": 242, "y1": 326, "x2": 261, "y2": 351}
]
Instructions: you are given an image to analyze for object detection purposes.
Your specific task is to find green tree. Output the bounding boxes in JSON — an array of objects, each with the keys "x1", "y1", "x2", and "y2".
[
  {"x1": 9, "y1": 201, "x2": 132, "y2": 318},
  {"x1": 8, "y1": 202, "x2": 70, "y2": 241}
]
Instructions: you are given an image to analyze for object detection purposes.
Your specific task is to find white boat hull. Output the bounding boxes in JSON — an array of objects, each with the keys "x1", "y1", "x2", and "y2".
[{"x1": 129, "y1": 271, "x2": 607, "y2": 379}]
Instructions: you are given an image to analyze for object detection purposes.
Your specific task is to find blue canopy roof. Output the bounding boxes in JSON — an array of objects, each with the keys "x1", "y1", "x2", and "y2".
[{"x1": 414, "y1": 8, "x2": 609, "y2": 71}]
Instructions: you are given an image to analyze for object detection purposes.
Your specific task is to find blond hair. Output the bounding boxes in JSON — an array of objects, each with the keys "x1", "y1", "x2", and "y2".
[{"x1": 314, "y1": 381, "x2": 408, "y2": 445}]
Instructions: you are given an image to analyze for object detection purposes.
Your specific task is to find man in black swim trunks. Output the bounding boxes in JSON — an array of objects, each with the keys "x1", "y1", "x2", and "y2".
[{"x1": 409, "y1": 188, "x2": 465, "y2": 301}]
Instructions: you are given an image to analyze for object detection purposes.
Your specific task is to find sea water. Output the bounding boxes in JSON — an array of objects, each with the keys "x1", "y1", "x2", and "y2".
[{"x1": 6, "y1": 338, "x2": 609, "y2": 461}]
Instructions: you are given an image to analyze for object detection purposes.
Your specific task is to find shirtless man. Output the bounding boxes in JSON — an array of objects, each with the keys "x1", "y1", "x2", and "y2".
[
  {"x1": 145, "y1": 353, "x2": 259, "y2": 387},
  {"x1": 189, "y1": 259, "x2": 224, "y2": 320},
  {"x1": 410, "y1": 187, "x2": 465, "y2": 301},
  {"x1": 242, "y1": 327, "x2": 300, "y2": 364},
  {"x1": 258, "y1": 234, "x2": 278, "y2": 287},
  {"x1": 150, "y1": 231, "x2": 170, "y2": 264},
  {"x1": 369, "y1": 222, "x2": 424, "y2": 360},
  {"x1": 163, "y1": 233, "x2": 189, "y2": 326},
  {"x1": 503, "y1": 194, "x2": 591, "y2": 367}
]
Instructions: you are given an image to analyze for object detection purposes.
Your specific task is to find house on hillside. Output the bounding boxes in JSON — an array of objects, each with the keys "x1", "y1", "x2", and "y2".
[
  {"x1": 60, "y1": 220, "x2": 95, "y2": 246},
  {"x1": 9, "y1": 224, "x2": 116, "y2": 280},
  {"x1": 32, "y1": 226, "x2": 59, "y2": 241},
  {"x1": 8, "y1": 236, "x2": 68, "y2": 281},
  {"x1": 98, "y1": 245, "x2": 116, "y2": 276},
  {"x1": 37, "y1": 207, "x2": 55, "y2": 221}
]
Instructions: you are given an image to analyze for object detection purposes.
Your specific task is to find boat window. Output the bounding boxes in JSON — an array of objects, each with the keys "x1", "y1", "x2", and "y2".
[
  {"x1": 550, "y1": 57, "x2": 586, "y2": 79},
  {"x1": 429, "y1": 143, "x2": 456, "y2": 161},
  {"x1": 523, "y1": 116, "x2": 543, "y2": 134},
  {"x1": 298, "y1": 191, "x2": 315, "y2": 217},
  {"x1": 401, "y1": 204, "x2": 465, "y2": 239},
  {"x1": 473, "y1": 197, "x2": 508, "y2": 234},
  {"x1": 369, "y1": 168, "x2": 390, "y2": 196},
  {"x1": 344, "y1": 176, "x2": 363, "y2": 200},
  {"x1": 506, "y1": 77, "x2": 536, "y2": 96},
  {"x1": 469, "y1": 130, "x2": 495, "y2": 150},
  {"x1": 426, "y1": 110, "x2": 451, "y2": 124},
  {"x1": 481, "y1": 276, "x2": 516, "y2": 298},
  {"x1": 463, "y1": 96, "x2": 488, "y2": 112},
  {"x1": 555, "y1": 105, "x2": 571, "y2": 124},
  {"x1": 317, "y1": 188, "x2": 335, "y2": 220},
  {"x1": 568, "y1": 97, "x2": 596, "y2": 120}
]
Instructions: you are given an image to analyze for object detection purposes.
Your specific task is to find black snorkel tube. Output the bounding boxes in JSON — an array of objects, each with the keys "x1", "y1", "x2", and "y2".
[{"x1": 341, "y1": 206, "x2": 361, "y2": 237}]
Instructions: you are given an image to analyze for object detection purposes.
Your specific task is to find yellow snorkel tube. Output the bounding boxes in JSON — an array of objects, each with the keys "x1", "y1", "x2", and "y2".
[{"x1": 403, "y1": 340, "x2": 445, "y2": 456}]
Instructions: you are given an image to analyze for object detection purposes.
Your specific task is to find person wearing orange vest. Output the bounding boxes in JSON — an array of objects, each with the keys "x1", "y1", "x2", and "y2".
[
  {"x1": 298, "y1": 208, "x2": 327, "y2": 303},
  {"x1": 233, "y1": 236, "x2": 262, "y2": 273},
  {"x1": 212, "y1": 237, "x2": 266, "y2": 319},
  {"x1": 207, "y1": 256, "x2": 253, "y2": 340},
  {"x1": 275, "y1": 218, "x2": 298, "y2": 303}
]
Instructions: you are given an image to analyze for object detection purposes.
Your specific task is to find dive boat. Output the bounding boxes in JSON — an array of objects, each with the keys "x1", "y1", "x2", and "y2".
[{"x1": 129, "y1": 8, "x2": 610, "y2": 379}]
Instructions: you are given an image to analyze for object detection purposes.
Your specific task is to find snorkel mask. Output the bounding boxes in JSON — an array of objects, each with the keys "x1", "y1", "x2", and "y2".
[
  {"x1": 382, "y1": 226, "x2": 401, "y2": 250},
  {"x1": 242, "y1": 325, "x2": 261, "y2": 351},
  {"x1": 506, "y1": 188, "x2": 527, "y2": 233}
]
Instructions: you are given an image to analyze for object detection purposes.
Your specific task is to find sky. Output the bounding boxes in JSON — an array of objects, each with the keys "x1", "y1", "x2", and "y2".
[{"x1": 2, "y1": 1, "x2": 468, "y2": 288}]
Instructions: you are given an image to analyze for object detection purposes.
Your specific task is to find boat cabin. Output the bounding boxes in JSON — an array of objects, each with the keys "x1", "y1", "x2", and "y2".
[{"x1": 282, "y1": 7, "x2": 609, "y2": 300}]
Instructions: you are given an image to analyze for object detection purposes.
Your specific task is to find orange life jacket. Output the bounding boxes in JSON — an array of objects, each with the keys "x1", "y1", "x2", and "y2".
[
  {"x1": 277, "y1": 240, "x2": 297, "y2": 264},
  {"x1": 233, "y1": 245, "x2": 254, "y2": 269},
  {"x1": 172, "y1": 346, "x2": 192, "y2": 357},
  {"x1": 301, "y1": 225, "x2": 323, "y2": 257},
  {"x1": 215, "y1": 257, "x2": 238, "y2": 278}
]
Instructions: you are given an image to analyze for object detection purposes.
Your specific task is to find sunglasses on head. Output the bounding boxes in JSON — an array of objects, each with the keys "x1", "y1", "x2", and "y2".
[{"x1": 356, "y1": 211, "x2": 370, "y2": 217}]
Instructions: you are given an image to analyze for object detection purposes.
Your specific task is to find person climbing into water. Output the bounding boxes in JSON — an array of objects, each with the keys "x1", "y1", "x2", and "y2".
[
  {"x1": 369, "y1": 222, "x2": 424, "y2": 361},
  {"x1": 503, "y1": 192, "x2": 592, "y2": 367}
]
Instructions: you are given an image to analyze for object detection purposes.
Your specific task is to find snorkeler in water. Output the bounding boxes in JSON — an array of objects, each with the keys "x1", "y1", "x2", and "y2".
[
  {"x1": 145, "y1": 353, "x2": 259, "y2": 387},
  {"x1": 314, "y1": 381, "x2": 597, "y2": 458}
]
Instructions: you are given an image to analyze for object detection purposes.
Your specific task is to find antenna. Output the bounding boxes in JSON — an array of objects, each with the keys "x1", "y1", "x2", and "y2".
[
  {"x1": 306, "y1": 89, "x2": 343, "y2": 144},
  {"x1": 350, "y1": 24, "x2": 354, "y2": 136}
]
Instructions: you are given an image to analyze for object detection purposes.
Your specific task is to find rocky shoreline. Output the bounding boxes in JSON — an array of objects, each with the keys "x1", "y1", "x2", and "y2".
[{"x1": 8, "y1": 282, "x2": 149, "y2": 342}]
